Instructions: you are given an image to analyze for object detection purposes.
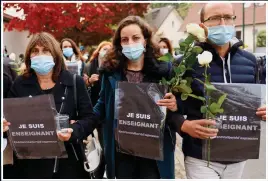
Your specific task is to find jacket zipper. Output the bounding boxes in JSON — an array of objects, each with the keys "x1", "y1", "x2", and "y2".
[
  {"x1": 53, "y1": 157, "x2": 58, "y2": 173},
  {"x1": 71, "y1": 143, "x2": 79, "y2": 161}
]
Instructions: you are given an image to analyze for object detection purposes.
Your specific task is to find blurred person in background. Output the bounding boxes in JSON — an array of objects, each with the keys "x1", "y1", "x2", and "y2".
[
  {"x1": 83, "y1": 41, "x2": 112, "y2": 149},
  {"x1": 60, "y1": 38, "x2": 86, "y2": 76}
]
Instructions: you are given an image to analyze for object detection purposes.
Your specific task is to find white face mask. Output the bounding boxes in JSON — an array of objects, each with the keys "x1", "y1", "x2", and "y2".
[{"x1": 160, "y1": 48, "x2": 169, "y2": 55}]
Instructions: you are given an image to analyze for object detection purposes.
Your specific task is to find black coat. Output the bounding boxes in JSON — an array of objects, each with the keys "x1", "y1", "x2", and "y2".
[
  {"x1": 84, "y1": 58, "x2": 101, "y2": 106},
  {"x1": 6, "y1": 70, "x2": 98, "y2": 179},
  {"x1": 3, "y1": 63, "x2": 16, "y2": 98}
]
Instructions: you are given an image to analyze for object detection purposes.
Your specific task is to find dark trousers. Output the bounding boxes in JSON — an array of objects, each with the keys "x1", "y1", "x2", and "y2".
[{"x1": 115, "y1": 151, "x2": 160, "y2": 179}]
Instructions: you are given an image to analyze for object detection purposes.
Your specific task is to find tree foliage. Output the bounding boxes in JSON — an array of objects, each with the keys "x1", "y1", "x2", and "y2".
[{"x1": 3, "y1": 3, "x2": 149, "y2": 46}]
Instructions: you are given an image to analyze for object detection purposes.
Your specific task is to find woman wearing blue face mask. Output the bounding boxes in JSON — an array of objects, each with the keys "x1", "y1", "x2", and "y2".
[
  {"x1": 5, "y1": 32, "x2": 97, "y2": 179},
  {"x1": 60, "y1": 38, "x2": 86, "y2": 76},
  {"x1": 93, "y1": 16, "x2": 184, "y2": 179}
]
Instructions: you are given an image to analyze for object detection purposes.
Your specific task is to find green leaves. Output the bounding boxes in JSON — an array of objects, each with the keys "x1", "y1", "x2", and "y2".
[
  {"x1": 185, "y1": 77, "x2": 193, "y2": 87},
  {"x1": 179, "y1": 42, "x2": 187, "y2": 52},
  {"x1": 175, "y1": 84, "x2": 192, "y2": 94},
  {"x1": 187, "y1": 94, "x2": 206, "y2": 102},
  {"x1": 179, "y1": 65, "x2": 186, "y2": 73},
  {"x1": 209, "y1": 102, "x2": 224, "y2": 114},
  {"x1": 160, "y1": 77, "x2": 168, "y2": 86},
  {"x1": 184, "y1": 34, "x2": 195, "y2": 45},
  {"x1": 205, "y1": 83, "x2": 217, "y2": 91},
  {"x1": 217, "y1": 93, "x2": 227, "y2": 107},
  {"x1": 201, "y1": 105, "x2": 207, "y2": 113},
  {"x1": 181, "y1": 93, "x2": 188, "y2": 101},
  {"x1": 158, "y1": 53, "x2": 173, "y2": 62},
  {"x1": 192, "y1": 46, "x2": 203, "y2": 54},
  {"x1": 180, "y1": 79, "x2": 187, "y2": 85}
]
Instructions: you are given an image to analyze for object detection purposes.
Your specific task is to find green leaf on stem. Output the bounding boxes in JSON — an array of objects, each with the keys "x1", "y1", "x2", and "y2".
[
  {"x1": 158, "y1": 53, "x2": 173, "y2": 62},
  {"x1": 181, "y1": 93, "x2": 188, "y2": 101},
  {"x1": 175, "y1": 84, "x2": 192, "y2": 94},
  {"x1": 180, "y1": 79, "x2": 187, "y2": 85},
  {"x1": 209, "y1": 102, "x2": 220, "y2": 114},
  {"x1": 185, "y1": 54, "x2": 198, "y2": 67},
  {"x1": 184, "y1": 34, "x2": 195, "y2": 45},
  {"x1": 195, "y1": 78, "x2": 205, "y2": 84},
  {"x1": 216, "y1": 108, "x2": 224, "y2": 113},
  {"x1": 179, "y1": 42, "x2": 187, "y2": 51},
  {"x1": 169, "y1": 77, "x2": 176, "y2": 85},
  {"x1": 193, "y1": 46, "x2": 203, "y2": 54},
  {"x1": 161, "y1": 77, "x2": 167, "y2": 85},
  {"x1": 205, "y1": 83, "x2": 217, "y2": 91},
  {"x1": 217, "y1": 93, "x2": 227, "y2": 107},
  {"x1": 201, "y1": 105, "x2": 207, "y2": 113},
  {"x1": 188, "y1": 94, "x2": 206, "y2": 102},
  {"x1": 185, "y1": 77, "x2": 193, "y2": 86},
  {"x1": 174, "y1": 67, "x2": 181, "y2": 74},
  {"x1": 179, "y1": 65, "x2": 186, "y2": 73}
]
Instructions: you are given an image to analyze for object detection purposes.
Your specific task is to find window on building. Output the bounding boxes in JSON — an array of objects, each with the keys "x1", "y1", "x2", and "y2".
[
  {"x1": 172, "y1": 21, "x2": 174, "y2": 28},
  {"x1": 236, "y1": 31, "x2": 242, "y2": 40}
]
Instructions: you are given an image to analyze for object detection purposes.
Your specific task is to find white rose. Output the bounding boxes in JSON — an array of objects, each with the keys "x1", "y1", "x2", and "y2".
[
  {"x1": 186, "y1": 23, "x2": 206, "y2": 42},
  {"x1": 197, "y1": 51, "x2": 213, "y2": 66}
]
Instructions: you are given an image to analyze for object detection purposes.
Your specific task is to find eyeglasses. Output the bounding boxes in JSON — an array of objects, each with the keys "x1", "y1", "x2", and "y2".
[{"x1": 204, "y1": 15, "x2": 236, "y2": 25}]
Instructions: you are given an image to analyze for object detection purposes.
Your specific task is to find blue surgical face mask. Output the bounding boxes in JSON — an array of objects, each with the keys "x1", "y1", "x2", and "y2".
[
  {"x1": 63, "y1": 47, "x2": 74, "y2": 57},
  {"x1": 207, "y1": 25, "x2": 235, "y2": 46},
  {"x1": 99, "y1": 50, "x2": 107, "y2": 59},
  {"x1": 122, "y1": 42, "x2": 145, "y2": 62},
  {"x1": 31, "y1": 55, "x2": 55, "y2": 75}
]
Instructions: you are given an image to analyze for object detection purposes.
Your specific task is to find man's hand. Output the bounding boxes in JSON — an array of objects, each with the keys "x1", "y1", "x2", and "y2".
[
  {"x1": 181, "y1": 119, "x2": 218, "y2": 139},
  {"x1": 199, "y1": 23, "x2": 208, "y2": 37},
  {"x1": 256, "y1": 106, "x2": 266, "y2": 120},
  {"x1": 157, "y1": 92, "x2": 178, "y2": 112}
]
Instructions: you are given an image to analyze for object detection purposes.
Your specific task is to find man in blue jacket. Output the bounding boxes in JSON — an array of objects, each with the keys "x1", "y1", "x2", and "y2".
[{"x1": 178, "y1": 3, "x2": 266, "y2": 179}]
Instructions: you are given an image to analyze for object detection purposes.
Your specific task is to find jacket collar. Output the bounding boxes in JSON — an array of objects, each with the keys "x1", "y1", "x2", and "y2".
[{"x1": 21, "y1": 70, "x2": 74, "y2": 86}]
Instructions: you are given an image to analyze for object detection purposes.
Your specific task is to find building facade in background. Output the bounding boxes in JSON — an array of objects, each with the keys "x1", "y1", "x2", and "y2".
[
  {"x1": 179, "y1": 3, "x2": 266, "y2": 53},
  {"x1": 145, "y1": 6, "x2": 184, "y2": 48}
]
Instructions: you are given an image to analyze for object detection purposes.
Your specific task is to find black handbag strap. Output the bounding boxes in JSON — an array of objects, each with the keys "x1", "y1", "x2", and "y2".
[
  {"x1": 73, "y1": 74, "x2": 88, "y2": 164},
  {"x1": 73, "y1": 74, "x2": 94, "y2": 138},
  {"x1": 73, "y1": 74, "x2": 78, "y2": 116}
]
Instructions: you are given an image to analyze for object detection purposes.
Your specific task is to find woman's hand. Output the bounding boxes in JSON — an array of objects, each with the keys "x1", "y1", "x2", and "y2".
[
  {"x1": 3, "y1": 119, "x2": 11, "y2": 132},
  {"x1": 157, "y1": 92, "x2": 178, "y2": 112},
  {"x1": 57, "y1": 120, "x2": 76, "y2": 141},
  {"x1": 89, "y1": 74, "x2": 99, "y2": 84}
]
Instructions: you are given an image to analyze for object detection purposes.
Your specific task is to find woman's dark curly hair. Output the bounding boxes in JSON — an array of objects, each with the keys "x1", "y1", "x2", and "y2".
[{"x1": 100, "y1": 16, "x2": 162, "y2": 75}]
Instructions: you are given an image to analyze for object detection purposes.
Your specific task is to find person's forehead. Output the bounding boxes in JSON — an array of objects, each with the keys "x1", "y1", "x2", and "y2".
[
  {"x1": 159, "y1": 41, "x2": 167, "y2": 46},
  {"x1": 102, "y1": 45, "x2": 111, "y2": 49},
  {"x1": 204, "y1": 3, "x2": 234, "y2": 18},
  {"x1": 62, "y1": 41, "x2": 71, "y2": 45},
  {"x1": 121, "y1": 24, "x2": 142, "y2": 37},
  {"x1": 33, "y1": 44, "x2": 45, "y2": 49}
]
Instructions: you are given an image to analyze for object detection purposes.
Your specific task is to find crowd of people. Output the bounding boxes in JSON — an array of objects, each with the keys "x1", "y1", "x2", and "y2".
[{"x1": 3, "y1": 3, "x2": 266, "y2": 179}]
